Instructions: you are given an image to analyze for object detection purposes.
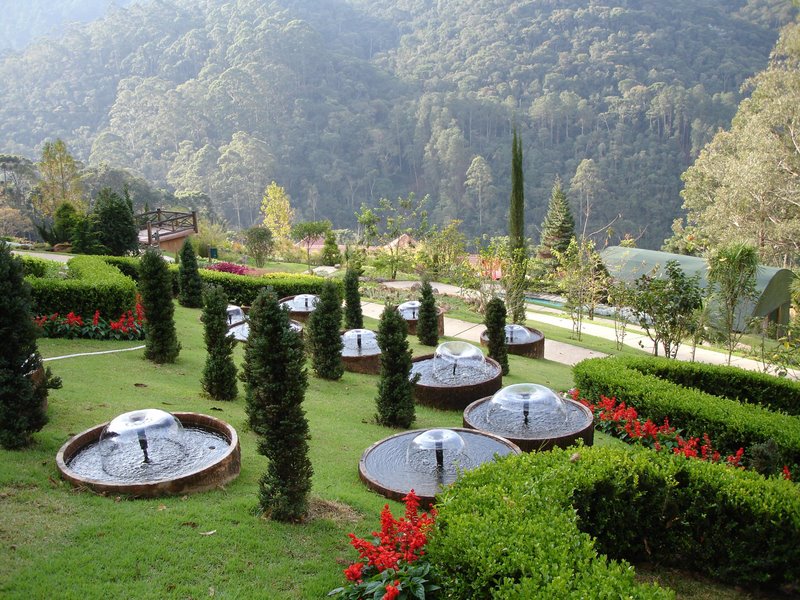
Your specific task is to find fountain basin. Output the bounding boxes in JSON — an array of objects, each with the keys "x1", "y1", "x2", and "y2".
[
  {"x1": 480, "y1": 324, "x2": 546, "y2": 359},
  {"x1": 56, "y1": 412, "x2": 240, "y2": 498},
  {"x1": 410, "y1": 352, "x2": 502, "y2": 411},
  {"x1": 341, "y1": 329, "x2": 381, "y2": 375},
  {"x1": 278, "y1": 294, "x2": 319, "y2": 323},
  {"x1": 463, "y1": 384, "x2": 593, "y2": 452},
  {"x1": 359, "y1": 427, "x2": 520, "y2": 507},
  {"x1": 397, "y1": 301, "x2": 445, "y2": 336}
]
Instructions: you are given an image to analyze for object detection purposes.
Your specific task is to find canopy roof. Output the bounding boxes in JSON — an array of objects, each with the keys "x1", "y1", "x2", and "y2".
[{"x1": 600, "y1": 246, "x2": 793, "y2": 328}]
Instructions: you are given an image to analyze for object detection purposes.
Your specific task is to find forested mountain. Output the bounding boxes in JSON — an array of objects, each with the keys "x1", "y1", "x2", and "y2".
[{"x1": 0, "y1": 0, "x2": 794, "y2": 247}]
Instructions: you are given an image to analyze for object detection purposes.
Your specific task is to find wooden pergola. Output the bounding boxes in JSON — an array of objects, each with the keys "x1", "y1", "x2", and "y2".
[{"x1": 136, "y1": 209, "x2": 198, "y2": 254}]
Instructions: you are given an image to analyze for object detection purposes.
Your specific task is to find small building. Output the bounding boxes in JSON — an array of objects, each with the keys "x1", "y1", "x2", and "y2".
[{"x1": 600, "y1": 246, "x2": 793, "y2": 331}]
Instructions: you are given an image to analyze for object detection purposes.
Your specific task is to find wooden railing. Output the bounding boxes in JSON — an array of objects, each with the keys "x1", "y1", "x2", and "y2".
[{"x1": 136, "y1": 210, "x2": 198, "y2": 246}]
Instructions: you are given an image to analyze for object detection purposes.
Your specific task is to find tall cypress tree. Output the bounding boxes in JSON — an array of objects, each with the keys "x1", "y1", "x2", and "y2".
[
  {"x1": 307, "y1": 280, "x2": 344, "y2": 380},
  {"x1": 139, "y1": 247, "x2": 181, "y2": 364},
  {"x1": 484, "y1": 297, "x2": 509, "y2": 376},
  {"x1": 507, "y1": 129, "x2": 528, "y2": 324},
  {"x1": 343, "y1": 266, "x2": 364, "y2": 330},
  {"x1": 242, "y1": 288, "x2": 312, "y2": 522},
  {"x1": 538, "y1": 177, "x2": 576, "y2": 268},
  {"x1": 178, "y1": 238, "x2": 204, "y2": 308},
  {"x1": 375, "y1": 304, "x2": 415, "y2": 428},
  {"x1": 416, "y1": 278, "x2": 439, "y2": 346},
  {"x1": 0, "y1": 242, "x2": 50, "y2": 448},
  {"x1": 201, "y1": 285, "x2": 238, "y2": 401}
]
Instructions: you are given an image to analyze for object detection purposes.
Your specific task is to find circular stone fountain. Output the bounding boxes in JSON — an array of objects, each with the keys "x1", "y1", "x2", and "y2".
[
  {"x1": 225, "y1": 304, "x2": 302, "y2": 342},
  {"x1": 359, "y1": 427, "x2": 520, "y2": 506},
  {"x1": 480, "y1": 324, "x2": 546, "y2": 359},
  {"x1": 463, "y1": 383, "x2": 593, "y2": 452},
  {"x1": 279, "y1": 294, "x2": 319, "y2": 323},
  {"x1": 410, "y1": 341, "x2": 502, "y2": 410},
  {"x1": 340, "y1": 328, "x2": 381, "y2": 374},
  {"x1": 397, "y1": 300, "x2": 445, "y2": 336},
  {"x1": 56, "y1": 410, "x2": 240, "y2": 497}
]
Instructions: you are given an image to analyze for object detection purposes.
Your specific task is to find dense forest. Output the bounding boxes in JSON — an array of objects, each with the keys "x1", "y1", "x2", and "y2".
[{"x1": 0, "y1": 0, "x2": 795, "y2": 248}]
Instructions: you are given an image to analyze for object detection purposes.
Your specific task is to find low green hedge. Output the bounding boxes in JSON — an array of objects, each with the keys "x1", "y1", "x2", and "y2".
[
  {"x1": 27, "y1": 255, "x2": 137, "y2": 318},
  {"x1": 573, "y1": 357, "x2": 800, "y2": 466},
  {"x1": 427, "y1": 447, "x2": 800, "y2": 598},
  {"x1": 19, "y1": 255, "x2": 52, "y2": 278},
  {"x1": 616, "y1": 356, "x2": 800, "y2": 416}
]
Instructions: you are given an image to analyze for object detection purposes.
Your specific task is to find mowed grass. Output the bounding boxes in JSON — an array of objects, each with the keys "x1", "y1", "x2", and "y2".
[{"x1": 0, "y1": 303, "x2": 779, "y2": 599}]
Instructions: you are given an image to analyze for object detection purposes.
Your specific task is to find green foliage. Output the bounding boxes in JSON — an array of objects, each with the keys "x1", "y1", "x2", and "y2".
[
  {"x1": 429, "y1": 446, "x2": 800, "y2": 596},
  {"x1": 93, "y1": 187, "x2": 138, "y2": 256},
  {"x1": 343, "y1": 267, "x2": 364, "y2": 330},
  {"x1": 70, "y1": 212, "x2": 105, "y2": 255},
  {"x1": 320, "y1": 229, "x2": 341, "y2": 266},
  {"x1": 537, "y1": 177, "x2": 575, "y2": 269},
  {"x1": 200, "y1": 285, "x2": 237, "y2": 401},
  {"x1": 19, "y1": 255, "x2": 52, "y2": 278},
  {"x1": 509, "y1": 128, "x2": 526, "y2": 255},
  {"x1": 375, "y1": 304, "x2": 415, "y2": 428},
  {"x1": 416, "y1": 279, "x2": 439, "y2": 346},
  {"x1": 242, "y1": 288, "x2": 312, "y2": 522},
  {"x1": 630, "y1": 260, "x2": 702, "y2": 358},
  {"x1": 0, "y1": 242, "x2": 48, "y2": 448},
  {"x1": 27, "y1": 254, "x2": 137, "y2": 317},
  {"x1": 177, "y1": 237, "x2": 203, "y2": 308},
  {"x1": 51, "y1": 201, "x2": 80, "y2": 244},
  {"x1": 307, "y1": 280, "x2": 344, "y2": 380},
  {"x1": 555, "y1": 237, "x2": 607, "y2": 339},
  {"x1": 573, "y1": 357, "x2": 800, "y2": 468},
  {"x1": 484, "y1": 297, "x2": 509, "y2": 375},
  {"x1": 292, "y1": 220, "x2": 331, "y2": 269},
  {"x1": 244, "y1": 226, "x2": 274, "y2": 268},
  {"x1": 139, "y1": 248, "x2": 180, "y2": 364}
]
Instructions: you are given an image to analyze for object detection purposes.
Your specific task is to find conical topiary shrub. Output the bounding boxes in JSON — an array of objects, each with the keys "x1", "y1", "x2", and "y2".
[
  {"x1": 485, "y1": 297, "x2": 509, "y2": 375},
  {"x1": 375, "y1": 304, "x2": 416, "y2": 428},
  {"x1": 201, "y1": 284, "x2": 238, "y2": 401},
  {"x1": 417, "y1": 278, "x2": 439, "y2": 346},
  {"x1": 308, "y1": 280, "x2": 344, "y2": 380},
  {"x1": 178, "y1": 237, "x2": 204, "y2": 308},
  {"x1": 343, "y1": 266, "x2": 364, "y2": 330},
  {"x1": 139, "y1": 247, "x2": 181, "y2": 363}
]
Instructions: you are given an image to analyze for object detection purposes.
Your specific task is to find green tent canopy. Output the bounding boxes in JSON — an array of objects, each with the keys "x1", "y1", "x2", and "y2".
[{"x1": 600, "y1": 246, "x2": 793, "y2": 331}]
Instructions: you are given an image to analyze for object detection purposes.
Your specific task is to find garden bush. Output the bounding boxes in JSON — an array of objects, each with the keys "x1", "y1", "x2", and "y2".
[
  {"x1": 573, "y1": 357, "x2": 800, "y2": 467},
  {"x1": 427, "y1": 446, "x2": 800, "y2": 597},
  {"x1": 27, "y1": 255, "x2": 137, "y2": 318},
  {"x1": 19, "y1": 255, "x2": 52, "y2": 278}
]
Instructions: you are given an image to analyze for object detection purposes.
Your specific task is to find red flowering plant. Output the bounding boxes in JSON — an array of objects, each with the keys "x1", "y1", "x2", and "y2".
[
  {"x1": 33, "y1": 297, "x2": 146, "y2": 341},
  {"x1": 205, "y1": 261, "x2": 248, "y2": 275},
  {"x1": 572, "y1": 389, "x2": 745, "y2": 468},
  {"x1": 328, "y1": 490, "x2": 440, "y2": 600}
]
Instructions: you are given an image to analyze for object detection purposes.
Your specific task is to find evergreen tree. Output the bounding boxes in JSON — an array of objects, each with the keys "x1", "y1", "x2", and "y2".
[
  {"x1": 201, "y1": 285, "x2": 238, "y2": 401},
  {"x1": 416, "y1": 278, "x2": 439, "y2": 346},
  {"x1": 343, "y1": 266, "x2": 364, "y2": 330},
  {"x1": 307, "y1": 280, "x2": 344, "y2": 380},
  {"x1": 375, "y1": 304, "x2": 415, "y2": 428},
  {"x1": 178, "y1": 237, "x2": 204, "y2": 308},
  {"x1": 139, "y1": 247, "x2": 181, "y2": 363},
  {"x1": 320, "y1": 229, "x2": 341, "y2": 266},
  {"x1": 507, "y1": 129, "x2": 528, "y2": 324},
  {"x1": 70, "y1": 213, "x2": 104, "y2": 255},
  {"x1": 94, "y1": 187, "x2": 138, "y2": 256},
  {"x1": 484, "y1": 297, "x2": 509, "y2": 375},
  {"x1": 0, "y1": 242, "x2": 49, "y2": 448},
  {"x1": 537, "y1": 177, "x2": 575, "y2": 269},
  {"x1": 242, "y1": 288, "x2": 312, "y2": 522}
]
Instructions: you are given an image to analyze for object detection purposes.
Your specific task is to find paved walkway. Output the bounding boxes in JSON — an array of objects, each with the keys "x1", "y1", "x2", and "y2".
[{"x1": 373, "y1": 280, "x2": 795, "y2": 376}]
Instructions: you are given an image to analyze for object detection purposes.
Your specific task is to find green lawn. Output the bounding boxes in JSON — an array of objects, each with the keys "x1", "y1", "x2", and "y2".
[{"x1": 0, "y1": 303, "x2": 780, "y2": 599}]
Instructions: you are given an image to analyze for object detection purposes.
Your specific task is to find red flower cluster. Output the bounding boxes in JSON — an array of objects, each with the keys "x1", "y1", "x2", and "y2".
[
  {"x1": 33, "y1": 298, "x2": 146, "y2": 341},
  {"x1": 574, "y1": 390, "x2": 745, "y2": 467},
  {"x1": 205, "y1": 261, "x2": 248, "y2": 275}
]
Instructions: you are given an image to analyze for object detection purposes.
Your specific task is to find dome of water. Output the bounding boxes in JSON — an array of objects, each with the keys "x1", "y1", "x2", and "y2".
[
  {"x1": 488, "y1": 384, "x2": 567, "y2": 429},
  {"x1": 99, "y1": 409, "x2": 187, "y2": 478},
  {"x1": 342, "y1": 328, "x2": 379, "y2": 355},
  {"x1": 226, "y1": 305, "x2": 245, "y2": 326},
  {"x1": 398, "y1": 300, "x2": 421, "y2": 320},
  {"x1": 406, "y1": 428, "x2": 472, "y2": 474},
  {"x1": 282, "y1": 294, "x2": 319, "y2": 311},
  {"x1": 432, "y1": 341, "x2": 486, "y2": 383},
  {"x1": 505, "y1": 324, "x2": 537, "y2": 344}
]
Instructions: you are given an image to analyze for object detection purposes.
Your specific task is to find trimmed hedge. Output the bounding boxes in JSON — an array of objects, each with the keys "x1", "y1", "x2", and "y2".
[
  {"x1": 611, "y1": 356, "x2": 800, "y2": 416},
  {"x1": 573, "y1": 357, "x2": 800, "y2": 466},
  {"x1": 98, "y1": 256, "x2": 334, "y2": 304},
  {"x1": 427, "y1": 446, "x2": 800, "y2": 598},
  {"x1": 19, "y1": 255, "x2": 52, "y2": 278},
  {"x1": 27, "y1": 255, "x2": 137, "y2": 318}
]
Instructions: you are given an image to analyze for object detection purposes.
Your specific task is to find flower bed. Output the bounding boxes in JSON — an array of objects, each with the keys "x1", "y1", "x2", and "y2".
[{"x1": 34, "y1": 299, "x2": 145, "y2": 341}]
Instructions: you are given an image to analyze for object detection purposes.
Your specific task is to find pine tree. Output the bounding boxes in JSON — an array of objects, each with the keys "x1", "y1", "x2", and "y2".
[
  {"x1": 139, "y1": 247, "x2": 181, "y2": 363},
  {"x1": 94, "y1": 187, "x2": 138, "y2": 256},
  {"x1": 484, "y1": 298, "x2": 509, "y2": 376},
  {"x1": 201, "y1": 285, "x2": 238, "y2": 401},
  {"x1": 320, "y1": 230, "x2": 341, "y2": 266},
  {"x1": 507, "y1": 129, "x2": 528, "y2": 324},
  {"x1": 307, "y1": 280, "x2": 344, "y2": 380},
  {"x1": 538, "y1": 177, "x2": 575, "y2": 269},
  {"x1": 416, "y1": 278, "x2": 439, "y2": 346},
  {"x1": 0, "y1": 242, "x2": 49, "y2": 448},
  {"x1": 178, "y1": 238, "x2": 204, "y2": 308},
  {"x1": 242, "y1": 288, "x2": 312, "y2": 522},
  {"x1": 375, "y1": 304, "x2": 415, "y2": 428},
  {"x1": 343, "y1": 267, "x2": 364, "y2": 330}
]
